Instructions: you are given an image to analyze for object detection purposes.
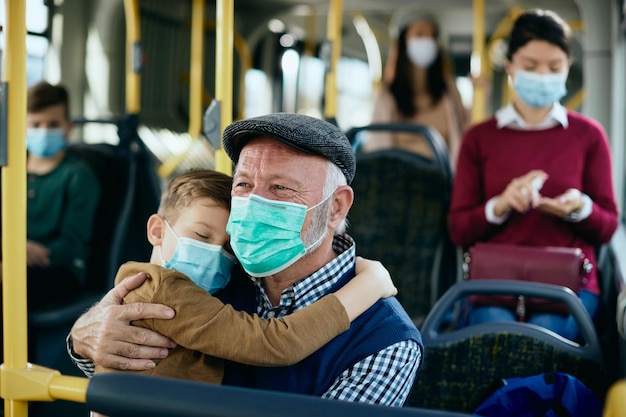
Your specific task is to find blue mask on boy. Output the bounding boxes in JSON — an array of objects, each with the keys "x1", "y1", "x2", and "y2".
[
  {"x1": 226, "y1": 193, "x2": 331, "y2": 277},
  {"x1": 513, "y1": 70, "x2": 567, "y2": 109},
  {"x1": 26, "y1": 128, "x2": 67, "y2": 157},
  {"x1": 160, "y1": 221, "x2": 235, "y2": 294}
]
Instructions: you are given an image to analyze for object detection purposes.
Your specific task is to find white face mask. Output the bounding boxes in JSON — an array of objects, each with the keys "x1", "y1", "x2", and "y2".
[{"x1": 406, "y1": 37, "x2": 438, "y2": 68}]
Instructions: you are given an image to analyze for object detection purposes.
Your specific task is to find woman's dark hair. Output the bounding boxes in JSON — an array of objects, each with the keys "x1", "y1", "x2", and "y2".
[
  {"x1": 506, "y1": 9, "x2": 572, "y2": 60},
  {"x1": 389, "y1": 26, "x2": 447, "y2": 118}
]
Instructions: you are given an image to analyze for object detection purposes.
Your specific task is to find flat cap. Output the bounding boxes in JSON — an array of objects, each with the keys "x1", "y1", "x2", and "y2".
[{"x1": 222, "y1": 113, "x2": 356, "y2": 184}]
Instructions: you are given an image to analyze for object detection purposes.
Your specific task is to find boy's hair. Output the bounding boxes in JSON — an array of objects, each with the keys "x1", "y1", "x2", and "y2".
[
  {"x1": 158, "y1": 169, "x2": 232, "y2": 223},
  {"x1": 27, "y1": 81, "x2": 70, "y2": 119}
]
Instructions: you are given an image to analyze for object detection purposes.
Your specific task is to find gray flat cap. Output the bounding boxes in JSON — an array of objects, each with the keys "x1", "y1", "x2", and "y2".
[{"x1": 222, "y1": 113, "x2": 356, "y2": 184}]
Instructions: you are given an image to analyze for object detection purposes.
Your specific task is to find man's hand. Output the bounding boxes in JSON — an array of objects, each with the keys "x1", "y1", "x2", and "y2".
[{"x1": 70, "y1": 272, "x2": 177, "y2": 371}]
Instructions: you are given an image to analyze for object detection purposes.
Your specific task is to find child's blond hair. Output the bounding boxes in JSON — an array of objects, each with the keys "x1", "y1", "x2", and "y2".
[{"x1": 158, "y1": 169, "x2": 232, "y2": 223}]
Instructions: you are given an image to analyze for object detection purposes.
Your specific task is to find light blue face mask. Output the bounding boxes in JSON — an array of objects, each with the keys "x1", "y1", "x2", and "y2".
[
  {"x1": 513, "y1": 70, "x2": 568, "y2": 109},
  {"x1": 26, "y1": 128, "x2": 67, "y2": 157},
  {"x1": 226, "y1": 193, "x2": 331, "y2": 277},
  {"x1": 160, "y1": 221, "x2": 236, "y2": 294}
]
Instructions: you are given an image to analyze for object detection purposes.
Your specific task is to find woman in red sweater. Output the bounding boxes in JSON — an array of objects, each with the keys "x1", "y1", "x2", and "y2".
[{"x1": 448, "y1": 9, "x2": 618, "y2": 340}]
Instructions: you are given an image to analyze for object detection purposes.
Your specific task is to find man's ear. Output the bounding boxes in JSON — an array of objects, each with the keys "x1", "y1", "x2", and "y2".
[
  {"x1": 147, "y1": 214, "x2": 165, "y2": 246},
  {"x1": 328, "y1": 185, "x2": 354, "y2": 229}
]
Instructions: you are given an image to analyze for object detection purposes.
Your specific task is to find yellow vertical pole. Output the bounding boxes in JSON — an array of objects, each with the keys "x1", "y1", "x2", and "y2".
[
  {"x1": 189, "y1": 0, "x2": 205, "y2": 138},
  {"x1": 1, "y1": 0, "x2": 29, "y2": 416},
  {"x1": 304, "y1": 12, "x2": 317, "y2": 57},
  {"x1": 215, "y1": 0, "x2": 234, "y2": 175},
  {"x1": 324, "y1": 0, "x2": 343, "y2": 120},
  {"x1": 471, "y1": 0, "x2": 486, "y2": 122},
  {"x1": 604, "y1": 380, "x2": 626, "y2": 417},
  {"x1": 123, "y1": 0, "x2": 141, "y2": 115}
]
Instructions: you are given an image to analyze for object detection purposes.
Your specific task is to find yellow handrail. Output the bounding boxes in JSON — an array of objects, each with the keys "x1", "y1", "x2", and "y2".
[
  {"x1": 324, "y1": 0, "x2": 343, "y2": 120},
  {"x1": 214, "y1": 0, "x2": 234, "y2": 175},
  {"x1": 471, "y1": 0, "x2": 486, "y2": 123},
  {"x1": 200, "y1": 21, "x2": 252, "y2": 121},
  {"x1": 233, "y1": 31, "x2": 252, "y2": 121},
  {"x1": 157, "y1": 0, "x2": 206, "y2": 179},
  {"x1": 1, "y1": 0, "x2": 29, "y2": 415},
  {"x1": 484, "y1": 7, "x2": 523, "y2": 108},
  {"x1": 189, "y1": 0, "x2": 205, "y2": 138},
  {"x1": 604, "y1": 379, "x2": 626, "y2": 417},
  {"x1": 123, "y1": 0, "x2": 141, "y2": 114}
]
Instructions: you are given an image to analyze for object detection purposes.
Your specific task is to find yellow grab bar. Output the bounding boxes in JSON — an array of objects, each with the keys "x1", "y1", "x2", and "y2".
[
  {"x1": 471, "y1": 0, "x2": 486, "y2": 123},
  {"x1": 214, "y1": 0, "x2": 234, "y2": 175},
  {"x1": 189, "y1": 0, "x2": 205, "y2": 138},
  {"x1": 157, "y1": 0, "x2": 207, "y2": 179},
  {"x1": 123, "y1": 0, "x2": 141, "y2": 114},
  {"x1": 324, "y1": 0, "x2": 343, "y2": 120},
  {"x1": 1, "y1": 0, "x2": 29, "y2": 415}
]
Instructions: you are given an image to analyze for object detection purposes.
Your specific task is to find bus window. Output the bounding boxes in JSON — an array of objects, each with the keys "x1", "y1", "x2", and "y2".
[
  {"x1": 281, "y1": 47, "x2": 300, "y2": 113},
  {"x1": 337, "y1": 56, "x2": 373, "y2": 129},
  {"x1": 0, "y1": 0, "x2": 49, "y2": 86},
  {"x1": 297, "y1": 55, "x2": 325, "y2": 118},
  {"x1": 243, "y1": 68, "x2": 272, "y2": 118}
]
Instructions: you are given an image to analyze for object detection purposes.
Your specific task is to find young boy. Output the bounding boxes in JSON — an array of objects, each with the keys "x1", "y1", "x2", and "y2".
[
  {"x1": 94, "y1": 169, "x2": 396, "y2": 383},
  {"x1": 11, "y1": 81, "x2": 100, "y2": 304}
]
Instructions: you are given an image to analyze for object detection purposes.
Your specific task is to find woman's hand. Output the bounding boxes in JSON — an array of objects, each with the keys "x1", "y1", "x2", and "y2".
[
  {"x1": 493, "y1": 170, "x2": 548, "y2": 216},
  {"x1": 536, "y1": 188, "x2": 584, "y2": 218},
  {"x1": 70, "y1": 272, "x2": 177, "y2": 370}
]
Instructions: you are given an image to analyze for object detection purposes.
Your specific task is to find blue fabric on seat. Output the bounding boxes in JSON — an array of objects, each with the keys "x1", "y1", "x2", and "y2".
[{"x1": 473, "y1": 371, "x2": 602, "y2": 417}]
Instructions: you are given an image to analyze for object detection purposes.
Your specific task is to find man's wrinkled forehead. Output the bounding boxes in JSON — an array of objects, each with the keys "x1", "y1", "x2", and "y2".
[{"x1": 235, "y1": 136, "x2": 328, "y2": 175}]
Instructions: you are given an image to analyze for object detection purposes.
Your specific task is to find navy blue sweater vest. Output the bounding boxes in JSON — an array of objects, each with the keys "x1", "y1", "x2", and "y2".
[{"x1": 217, "y1": 264, "x2": 423, "y2": 396}]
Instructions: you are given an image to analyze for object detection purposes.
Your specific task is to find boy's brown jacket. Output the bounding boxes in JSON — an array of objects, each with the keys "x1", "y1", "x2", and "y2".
[{"x1": 95, "y1": 262, "x2": 349, "y2": 384}]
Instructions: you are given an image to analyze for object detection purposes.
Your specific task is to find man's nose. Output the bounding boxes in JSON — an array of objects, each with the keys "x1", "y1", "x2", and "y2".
[{"x1": 251, "y1": 190, "x2": 275, "y2": 200}]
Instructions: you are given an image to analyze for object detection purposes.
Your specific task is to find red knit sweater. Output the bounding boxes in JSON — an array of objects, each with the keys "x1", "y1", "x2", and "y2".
[{"x1": 449, "y1": 111, "x2": 619, "y2": 294}]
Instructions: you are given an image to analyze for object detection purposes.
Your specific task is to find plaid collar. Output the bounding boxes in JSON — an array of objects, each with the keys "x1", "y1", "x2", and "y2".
[{"x1": 250, "y1": 234, "x2": 355, "y2": 317}]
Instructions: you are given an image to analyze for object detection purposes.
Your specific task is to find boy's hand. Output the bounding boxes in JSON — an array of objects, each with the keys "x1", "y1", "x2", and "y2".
[
  {"x1": 355, "y1": 256, "x2": 397, "y2": 298},
  {"x1": 70, "y1": 272, "x2": 177, "y2": 371},
  {"x1": 335, "y1": 257, "x2": 397, "y2": 321}
]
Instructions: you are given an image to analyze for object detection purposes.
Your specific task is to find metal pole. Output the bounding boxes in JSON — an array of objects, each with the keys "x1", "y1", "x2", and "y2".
[
  {"x1": 123, "y1": 0, "x2": 141, "y2": 115},
  {"x1": 324, "y1": 0, "x2": 343, "y2": 120},
  {"x1": 471, "y1": 0, "x2": 486, "y2": 122},
  {"x1": 215, "y1": 0, "x2": 234, "y2": 175},
  {"x1": 1, "y1": 0, "x2": 29, "y2": 415},
  {"x1": 189, "y1": 0, "x2": 205, "y2": 138}
]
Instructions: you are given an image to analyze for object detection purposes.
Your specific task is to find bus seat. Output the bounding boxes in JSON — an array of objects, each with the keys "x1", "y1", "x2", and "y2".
[
  {"x1": 86, "y1": 373, "x2": 474, "y2": 417},
  {"x1": 593, "y1": 225, "x2": 626, "y2": 384},
  {"x1": 28, "y1": 141, "x2": 160, "y2": 324},
  {"x1": 29, "y1": 144, "x2": 130, "y2": 326},
  {"x1": 408, "y1": 280, "x2": 607, "y2": 413},
  {"x1": 26, "y1": 141, "x2": 161, "y2": 417},
  {"x1": 346, "y1": 123, "x2": 456, "y2": 326}
]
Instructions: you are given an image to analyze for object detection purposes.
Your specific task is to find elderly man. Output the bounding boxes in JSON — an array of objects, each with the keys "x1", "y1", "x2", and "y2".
[{"x1": 68, "y1": 113, "x2": 423, "y2": 406}]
